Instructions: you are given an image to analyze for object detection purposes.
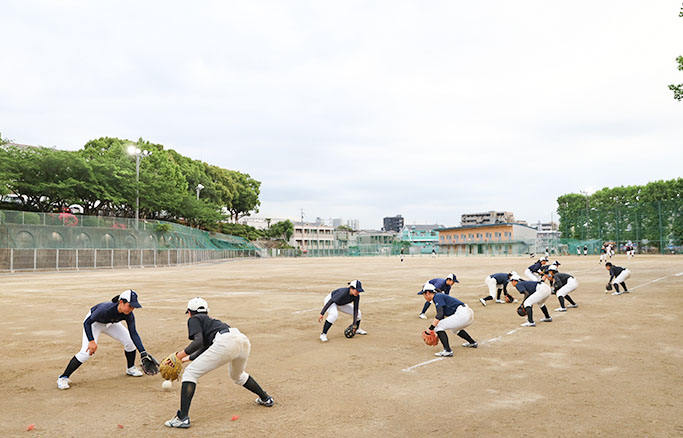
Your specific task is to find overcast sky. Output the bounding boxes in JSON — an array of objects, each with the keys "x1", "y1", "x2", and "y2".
[{"x1": 1, "y1": 1, "x2": 682, "y2": 229}]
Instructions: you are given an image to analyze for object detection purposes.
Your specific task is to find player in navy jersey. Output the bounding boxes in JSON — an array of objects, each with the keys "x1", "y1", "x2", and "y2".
[
  {"x1": 418, "y1": 282, "x2": 478, "y2": 357},
  {"x1": 509, "y1": 274, "x2": 553, "y2": 327},
  {"x1": 479, "y1": 272, "x2": 516, "y2": 306},
  {"x1": 164, "y1": 297, "x2": 273, "y2": 428},
  {"x1": 524, "y1": 257, "x2": 548, "y2": 281},
  {"x1": 56, "y1": 289, "x2": 154, "y2": 390},
  {"x1": 418, "y1": 273, "x2": 458, "y2": 319},
  {"x1": 605, "y1": 262, "x2": 631, "y2": 295},
  {"x1": 318, "y1": 280, "x2": 368, "y2": 342}
]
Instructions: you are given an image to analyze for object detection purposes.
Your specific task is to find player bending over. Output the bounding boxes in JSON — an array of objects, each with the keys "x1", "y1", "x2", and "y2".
[
  {"x1": 56, "y1": 290, "x2": 158, "y2": 390},
  {"x1": 510, "y1": 274, "x2": 553, "y2": 327},
  {"x1": 524, "y1": 257, "x2": 548, "y2": 281},
  {"x1": 418, "y1": 282, "x2": 478, "y2": 357},
  {"x1": 545, "y1": 265, "x2": 579, "y2": 312},
  {"x1": 605, "y1": 262, "x2": 631, "y2": 295},
  {"x1": 164, "y1": 297, "x2": 273, "y2": 429},
  {"x1": 419, "y1": 273, "x2": 458, "y2": 318},
  {"x1": 318, "y1": 280, "x2": 368, "y2": 342},
  {"x1": 479, "y1": 272, "x2": 516, "y2": 306}
]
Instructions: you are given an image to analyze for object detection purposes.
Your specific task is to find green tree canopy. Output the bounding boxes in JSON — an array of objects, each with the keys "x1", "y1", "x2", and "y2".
[{"x1": 0, "y1": 136, "x2": 262, "y2": 236}]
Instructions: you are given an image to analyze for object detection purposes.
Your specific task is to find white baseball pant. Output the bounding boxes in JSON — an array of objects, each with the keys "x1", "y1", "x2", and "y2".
[
  {"x1": 435, "y1": 305, "x2": 474, "y2": 333},
  {"x1": 75, "y1": 311, "x2": 136, "y2": 363},
  {"x1": 522, "y1": 283, "x2": 552, "y2": 308},
  {"x1": 322, "y1": 293, "x2": 361, "y2": 323},
  {"x1": 485, "y1": 276, "x2": 502, "y2": 298},
  {"x1": 612, "y1": 269, "x2": 631, "y2": 284},
  {"x1": 182, "y1": 328, "x2": 251, "y2": 385},
  {"x1": 524, "y1": 269, "x2": 541, "y2": 281},
  {"x1": 556, "y1": 277, "x2": 579, "y2": 297}
]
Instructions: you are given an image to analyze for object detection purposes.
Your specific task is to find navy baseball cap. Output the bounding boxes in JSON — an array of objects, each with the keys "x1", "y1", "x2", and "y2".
[
  {"x1": 446, "y1": 273, "x2": 459, "y2": 283},
  {"x1": 120, "y1": 289, "x2": 142, "y2": 308},
  {"x1": 418, "y1": 282, "x2": 436, "y2": 295},
  {"x1": 348, "y1": 280, "x2": 364, "y2": 292}
]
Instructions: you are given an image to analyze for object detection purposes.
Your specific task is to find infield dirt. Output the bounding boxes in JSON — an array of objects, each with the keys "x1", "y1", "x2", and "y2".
[{"x1": 3, "y1": 255, "x2": 683, "y2": 437}]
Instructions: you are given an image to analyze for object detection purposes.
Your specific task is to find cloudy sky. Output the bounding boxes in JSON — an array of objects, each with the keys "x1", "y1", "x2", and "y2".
[{"x1": 1, "y1": 1, "x2": 681, "y2": 229}]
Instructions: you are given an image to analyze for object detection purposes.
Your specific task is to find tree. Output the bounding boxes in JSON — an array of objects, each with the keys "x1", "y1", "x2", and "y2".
[
  {"x1": 225, "y1": 171, "x2": 261, "y2": 222},
  {"x1": 669, "y1": 7, "x2": 683, "y2": 100},
  {"x1": 267, "y1": 220, "x2": 294, "y2": 241}
]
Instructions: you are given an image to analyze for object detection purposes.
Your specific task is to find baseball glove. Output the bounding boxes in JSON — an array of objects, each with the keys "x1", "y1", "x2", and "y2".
[
  {"x1": 159, "y1": 353, "x2": 183, "y2": 381},
  {"x1": 344, "y1": 324, "x2": 357, "y2": 338},
  {"x1": 140, "y1": 352, "x2": 159, "y2": 376},
  {"x1": 505, "y1": 295, "x2": 512, "y2": 303},
  {"x1": 606, "y1": 283, "x2": 613, "y2": 291},
  {"x1": 422, "y1": 330, "x2": 438, "y2": 346},
  {"x1": 517, "y1": 305, "x2": 527, "y2": 317}
]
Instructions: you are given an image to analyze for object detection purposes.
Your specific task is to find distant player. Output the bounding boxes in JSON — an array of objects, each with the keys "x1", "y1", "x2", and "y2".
[
  {"x1": 509, "y1": 274, "x2": 553, "y2": 327},
  {"x1": 599, "y1": 246, "x2": 607, "y2": 264},
  {"x1": 583, "y1": 245, "x2": 588, "y2": 256},
  {"x1": 418, "y1": 283, "x2": 478, "y2": 357},
  {"x1": 400, "y1": 247, "x2": 405, "y2": 262},
  {"x1": 318, "y1": 280, "x2": 368, "y2": 341},
  {"x1": 479, "y1": 272, "x2": 516, "y2": 306},
  {"x1": 605, "y1": 262, "x2": 631, "y2": 295},
  {"x1": 56, "y1": 290, "x2": 155, "y2": 390},
  {"x1": 545, "y1": 265, "x2": 579, "y2": 312},
  {"x1": 164, "y1": 297, "x2": 273, "y2": 429},
  {"x1": 524, "y1": 257, "x2": 548, "y2": 281},
  {"x1": 419, "y1": 273, "x2": 459, "y2": 318},
  {"x1": 576, "y1": 246, "x2": 581, "y2": 256},
  {"x1": 431, "y1": 248, "x2": 437, "y2": 258}
]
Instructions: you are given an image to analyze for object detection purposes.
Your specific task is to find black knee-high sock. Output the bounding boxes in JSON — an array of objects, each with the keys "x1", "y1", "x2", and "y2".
[
  {"x1": 483, "y1": 296, "x2": 493, "y2": 302},
  {"x1": 355, "y1": 320, "x2": 361, "y2": 329},
  {"x1": 540, "y1": 305, "x2": 551, "y2": 319},
  {"x1": 558, "y1": 296, "x2": 565, "y2": 308},
  {"x1": 125, "y1": 350, "x2": 136, "y2": 368},
  {"x1": 621, "y1": 282, "x2": 628, "y2": 292},
  {"x1": 496, "y1": 289, "x2": 502, "y2": 300},
  {"x1": 565, "y1": 295, "x2": 576, "y2": 305},
  {"x1": 243, "y1": 375, "x2": 268, "y2": 400},
  {"x1": 613, "y1": 283, "x2": 620, "y2": 293},
  {"x1": 179, "y1": 382, "x2": 196, "y2": 419},
  {"x1": 322, "y1": 321, "x2": 333, "y2": 334},
  {"x1": 61, "y1": 356, "x2": 82, "y2": 378},
  {"x1": 436, "y1": 331, "x2": 451, "y2": 352},
  {"x1": 421, "y1": 301, "x2": 431, "y2": 314},
  {"x1": 526, "y1": 306, "x2": 533, "y2": 323},
  {"x1": 456, "y1": 330, "x2": 476, "y2": 344}
]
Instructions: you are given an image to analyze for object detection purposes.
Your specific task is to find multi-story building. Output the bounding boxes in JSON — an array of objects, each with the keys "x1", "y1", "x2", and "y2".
[
  {"x1": 399, "y1": 224, "x2": 443, "y2": 253},
  {"x1": 533, "y1": 221, "x2": 561, "y2": 254},
  {"x1": 460, "y1": 211, "x2": 515, "y2": 226},
  {"x1": 437, "y1": 223, "x2": 537, "y2": 256},
  {"x1": 289, "y1": 222, "x2": 335, "y2": 253},
  {"x1": 383, "y1": 215, "x2": 404, "y2": 232}
]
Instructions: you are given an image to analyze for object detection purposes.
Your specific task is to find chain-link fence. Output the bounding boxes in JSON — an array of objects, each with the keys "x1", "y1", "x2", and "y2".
[
  {"x1": 555, "y1": 200, "x2": 682, "y2": 255},
  {"x1": 0, "y1": 209, "x2": 262, "y2": 271}
]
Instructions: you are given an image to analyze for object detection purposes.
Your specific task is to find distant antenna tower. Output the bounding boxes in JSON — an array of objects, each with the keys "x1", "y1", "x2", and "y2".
[{"x1": 300, "y1": 208, "x2": 304, "y2": 223}]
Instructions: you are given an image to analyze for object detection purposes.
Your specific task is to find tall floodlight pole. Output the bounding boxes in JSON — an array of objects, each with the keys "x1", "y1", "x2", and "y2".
[{"x1": 127, "y1": 144, "x2": 151, "y2": 230}]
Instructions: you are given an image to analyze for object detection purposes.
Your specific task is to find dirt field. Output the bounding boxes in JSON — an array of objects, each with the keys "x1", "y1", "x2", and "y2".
[{"x1": 3, "y1": 255, "x2": 683, "y2": 437}]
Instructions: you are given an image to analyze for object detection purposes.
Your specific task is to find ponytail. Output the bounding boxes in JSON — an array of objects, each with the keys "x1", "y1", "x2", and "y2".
[{"x1": 111, "y1": 295, "x2": 120, "y2": 303}]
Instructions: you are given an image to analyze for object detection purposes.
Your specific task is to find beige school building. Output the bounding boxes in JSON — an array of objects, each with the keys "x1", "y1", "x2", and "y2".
[{"x1": 436, "y1": 223, "x2": 538, "y2": 256}]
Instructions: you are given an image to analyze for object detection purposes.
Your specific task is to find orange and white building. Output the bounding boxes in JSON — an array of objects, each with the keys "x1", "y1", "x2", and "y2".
[{"x1": 436, "y1": 223, "x2": 537, "y2": 256}]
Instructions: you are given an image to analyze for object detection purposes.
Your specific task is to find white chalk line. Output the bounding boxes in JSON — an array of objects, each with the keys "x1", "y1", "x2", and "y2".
[
  {"x1": 402, "y1": 358, "x2": 444, "y2": 372},
  {"x1": 291, "y1": 297, "x2": 396, "y2": 315}
]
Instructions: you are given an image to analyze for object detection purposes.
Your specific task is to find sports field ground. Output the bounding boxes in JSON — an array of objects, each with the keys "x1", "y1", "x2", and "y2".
[{"x1": 3, "y1": 255, "x2": 682, "y2": 437}]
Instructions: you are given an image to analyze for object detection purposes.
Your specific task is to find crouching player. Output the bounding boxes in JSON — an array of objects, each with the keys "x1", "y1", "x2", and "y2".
[
  {"x1": 509, "y1": 274, "x2": 553, "y2": 327},
  {"x1": 164, "y1": 297, "x2": 274, "y2": 429},
  {"x1": 418, "y1": 283, "x2": 478, "y2": 357}
]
